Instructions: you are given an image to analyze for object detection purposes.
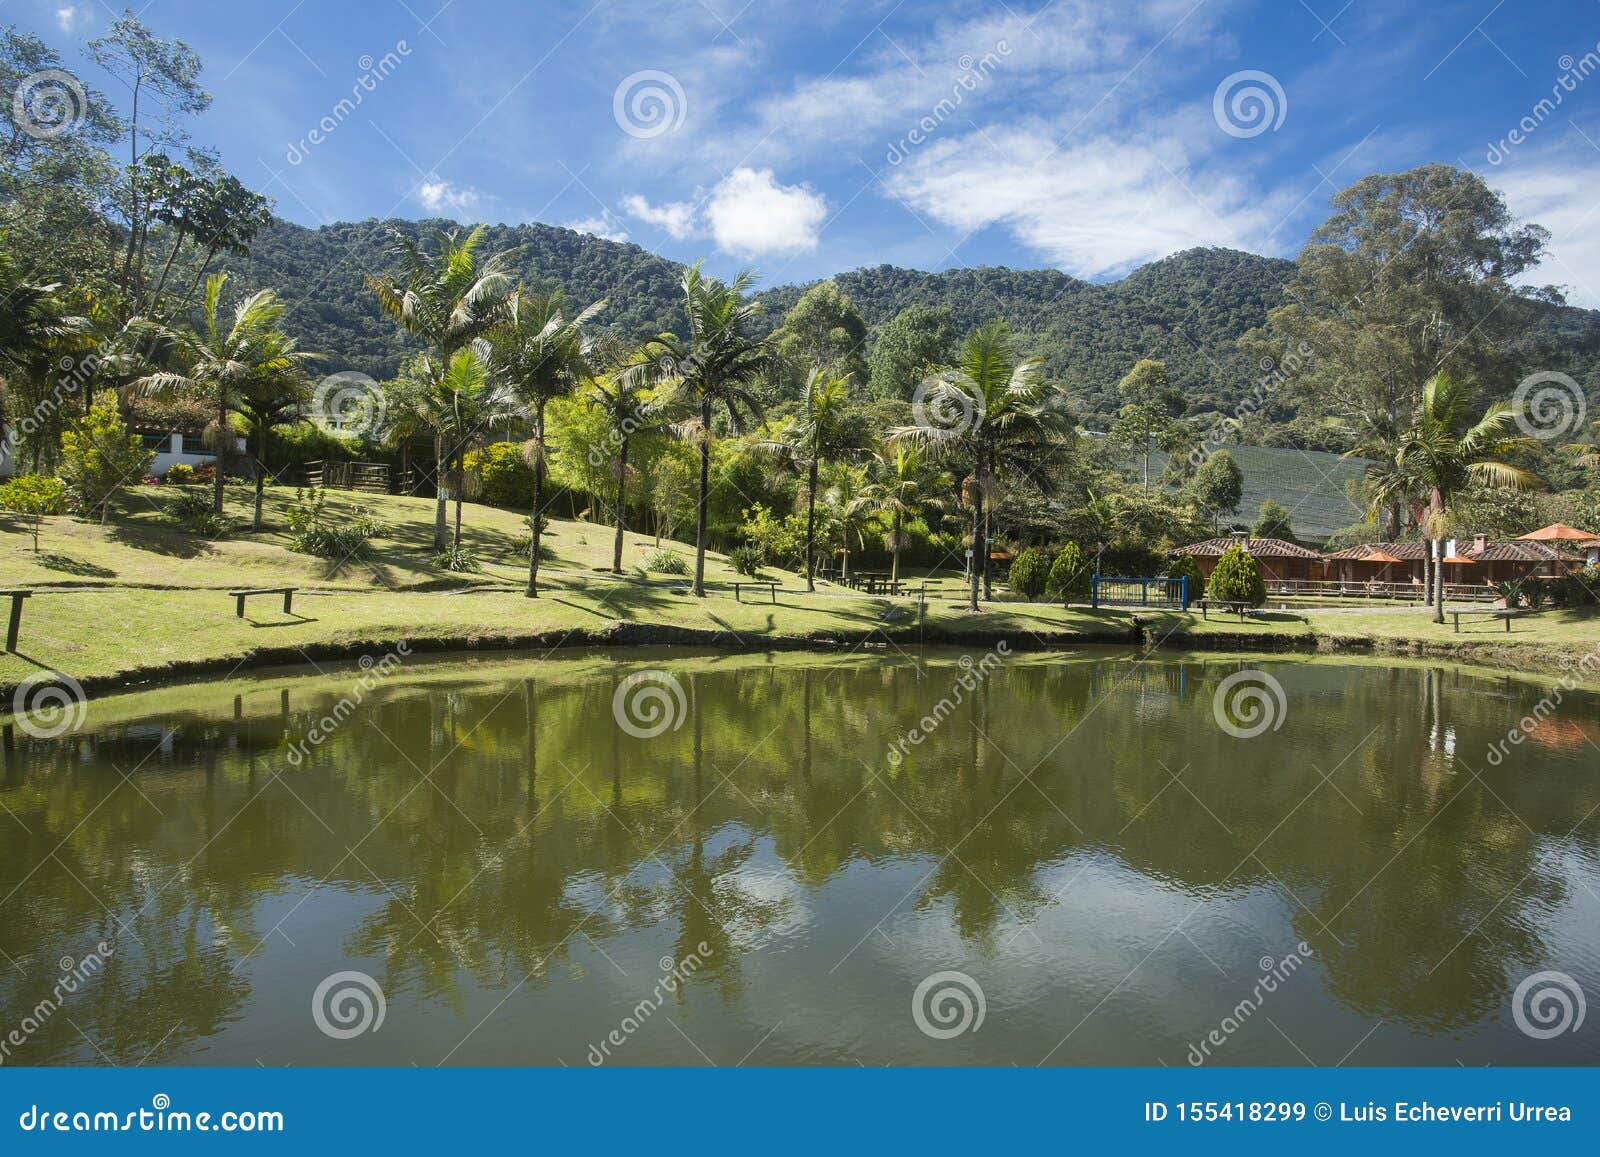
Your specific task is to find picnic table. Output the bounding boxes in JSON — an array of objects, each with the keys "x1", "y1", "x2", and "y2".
[{"x1": 731, "y1": 581, "x2": 779, "y2": 604}]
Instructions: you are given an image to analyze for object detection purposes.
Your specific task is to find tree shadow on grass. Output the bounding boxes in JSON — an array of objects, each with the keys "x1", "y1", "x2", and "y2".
[
  {"x1": 107, "y1": 524, "x2": 214, "y2": 559},
  {"x1": 35, "y1": 554, "x2": 117, "y2": 578}
]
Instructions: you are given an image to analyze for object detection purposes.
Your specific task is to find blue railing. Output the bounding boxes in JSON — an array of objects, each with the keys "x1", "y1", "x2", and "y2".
[{"x1": 1090, "y1": 575, "x2": 1189, "y2": 610}]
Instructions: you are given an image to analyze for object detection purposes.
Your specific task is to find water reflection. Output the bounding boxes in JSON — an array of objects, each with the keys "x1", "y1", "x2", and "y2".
[{"x1": 1, "y1": 653, "x2": 1597, "y2": 1066}]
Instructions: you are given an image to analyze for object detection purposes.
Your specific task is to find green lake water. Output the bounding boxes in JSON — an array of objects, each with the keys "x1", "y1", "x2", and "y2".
[{"x1": 2, "y1": 649, "x2": 1597, "y2": 1066}]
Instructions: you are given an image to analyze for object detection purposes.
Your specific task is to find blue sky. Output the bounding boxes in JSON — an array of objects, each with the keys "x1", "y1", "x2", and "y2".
[{"x1": 22, "y1": 0, "x2": 1600, "y2": 302}]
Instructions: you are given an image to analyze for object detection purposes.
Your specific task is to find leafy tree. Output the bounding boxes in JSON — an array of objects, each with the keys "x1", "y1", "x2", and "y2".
[
  {"x1": 648, "y1": 262, "x2": 772, "y2": 596},
  {"x1": 772, "y1": 281, "x2": 868, "y2": 386},
  {"x1": 891, "y1": 320, "x2": 1072, "y2": 610},
  {"x1": 491, "y1": 288, "x2": 604, "y2": 596},
  {"x1": 1046, "y1": 542, "x2": 1090, "y2": 602},
  {"x1": 0, "y1": 472, "x2": 68, "y2": 550},
  {"x1": 1008, "y1": 547, "x2": 1050, "y2": 599},
  {"x1": 1252, "y1": 498, "x2": 1294, "y2": 541},
  {"x1": 368, "y1": 225, "x2": 518, "y2": 546},
  {"x1": 1191, "y1": 450, "x2": 1243, "y2": 531},
  {"x1": 1206, "y1": 543, "x2": 1267, "y2": 607},
  {"x1": 59, "y1": 388, "x2": 153, "y2": 523},
  {"x1": 868, "y1": 305, "x2": 953, "y2": 400},
  {"x1": 1111, "y1": 358, "x2": 1178, "y2": 489},
  {"x1": 1166, "y1": 552, "x2": 1203, "y2": 594},
  {"x1": 133, "y1": 273, "x2": 316, "y2": 515}
]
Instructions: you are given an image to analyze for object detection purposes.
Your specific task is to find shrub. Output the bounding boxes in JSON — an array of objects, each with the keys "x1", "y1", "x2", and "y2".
[
  {"x1": 1205, "y1": 544, "x2": 1267, "y2": 607},
  {"x1": 738, "y1": 503, "x2": 804, "y2": 569},
  {"x1": 60, "y1": 390, "x2": 154, "y2": 523},
  {"x1": 170, "y1": 488, "x2": 227, "y2": 538},
  {"x1": 467, "y1": 441, "x2": 535, "y2": 509},
  {"x1": 1045, "y1": 542, "x2": 1091, "y2": 602},
  {"x1": 1007, "y1": 547, "x2": 1050, "y2": 599},
  {"x1": 728, "y1": 544, "x2": 765, "y2": 576},
  {"x1": 432, "y1": 544, "x2": 480, "y2": 572},
  {"x1": 0, "y1": 474, "x2": 68, "y2": 551},
  {"x1": 164, "y1": 462, "x2": 197, "y2": 485},
  {"x1": 1549, "y1": 567, "x2": 1600, "y2": 608},
  {"x1": 646, "y1": 548, "x2": 689, "y2": 575},
  {"x1": 1166, "y1": 553, "x2": 1203, "y2": 596},
  {"x1": 285, "y1": 487, "x2": 382, "y2": 559}
]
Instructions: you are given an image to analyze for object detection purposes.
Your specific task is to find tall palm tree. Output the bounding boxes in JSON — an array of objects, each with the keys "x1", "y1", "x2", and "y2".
[
  {"x1": 1399, "y1": 371, "x2": 1539, "y2": 623},
  {"x1": 891, "y1": 321, "x2": 1070, "y2": 610},
  {"x1": 134, "y1": 273, "x2": 317, "y2": 516},
  {"x1": 860, "y1": 442, "x2": 946, "y2": 585},
  {"x1": 416, "y1": 342, "x2": 520, "y2": 550},
  {"x1": 236, "y1": 363, "x2": 310, "y2": 531},
  {"x1": 649, "y1": 262, "x2": 773, "y2": 597},
  {"x1": 491, "y1": 289, "x2": 605, "y2": 596},
  {"x1": 759, "y1": 366, "x2": 859, "y2": 590},
  {"x1": 586, "y1": 348, "x2": 662, "y2": 574},
  {"x1": 368, "y1": 226, "x2": 518, "y2": 548},
  {"x1": 823, "y1": 461, "x2": 875, "y2": 585}
]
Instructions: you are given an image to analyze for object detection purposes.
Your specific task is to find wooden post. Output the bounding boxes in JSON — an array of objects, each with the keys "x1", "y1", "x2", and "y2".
[{"x1": 4, "y1": 592, "x2": 27, "y2": 652}]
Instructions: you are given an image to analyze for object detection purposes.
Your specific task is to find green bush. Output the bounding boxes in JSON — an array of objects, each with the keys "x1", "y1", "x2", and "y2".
[
  {"x1": 0, "y1": 473, "x2": 68, "y2": 550},
  {"x1": 1205, "y1": 544, "x2": 1267, "y2": 607},
  {"x1": 433, "y1": 545, "x2": 480, "y2": 572},
  {"x1": 467, "y1": 441, "x2": 535, "y2": 509},
  {"x1": 728, "y1": 544, "x2": 765, "y2": 576},
  {"x1": 1007, "y1": 547, "x2": 1050, "y2": 599},
  {"x1": 1549, "y1": 567, "x2": 1600, "y2": 608},
  {"x1": 285, "y1": 487, "x2": 382, "y2": 559},
  {"x1": 60, "y1": 390, "x2": 154, "y2": 523},
  {"x1": 1045, "y1": 542, "x2": 1090, "y2": 602},
  {"x1": 1167, "y1": 553, "x2": 1203, "y2": 596},
  {"x1": 164, "y1": 462, "x2": 197, "y2": 485},
  {"x1": 646, "y1": 548, "x2": 689, "y2": 575},
  {"x1": 170, "y1": 488, "x2": 228, "y2": 538}
]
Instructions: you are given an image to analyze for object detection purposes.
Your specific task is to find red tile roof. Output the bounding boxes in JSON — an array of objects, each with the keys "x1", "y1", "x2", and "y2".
[{"x1": 1170, "y1": 537, "x2": 1324, "y2": 560}]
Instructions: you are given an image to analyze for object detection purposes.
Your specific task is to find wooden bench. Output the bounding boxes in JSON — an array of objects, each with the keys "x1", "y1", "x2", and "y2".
[
  {"x1": 1451, "y1": 608, "x2": 1523, "y2": 633},
  {"x1": 0, "y1": 588, "x2": 32, "y2": 651},
  {"x1": 229, "y1": 586, "x2": 299, "y2": 618},
  {"x1": 1194, "y1": 599, "x2": 1254, "y2": 620},
  {"x1": 731, "y1": 581, "x2": 778, "y2": 604}
]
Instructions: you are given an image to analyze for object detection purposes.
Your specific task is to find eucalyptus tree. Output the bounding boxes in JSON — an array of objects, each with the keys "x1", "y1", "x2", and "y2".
[
  {"x1": 133, "y1": 273, "x2": 316, "y2": 515},
  {"x1": 891, "y1": 321, "x2": 1071, "y2": 610},
  {"x1": 759, "y1": 366, "x2": 861, "y2": 590},
  {"x1": 861, "y1": 443, "x2": 947, "y2": 585},
  {"x1": 1398, "y1": 371, "x2": 1538, "y2": 622},
  {"x1": 491, "y1": 289, "x2": 606, "y2": 596},
  {"x1": 368, "y1": 225, "x2": 518, "y2": 547},
  {"x1": 648, "y1": 262, "x2": 773, "y2": 597},
  {"x1": 586, "y1": 347, "x2": 663, "y2": 573}
]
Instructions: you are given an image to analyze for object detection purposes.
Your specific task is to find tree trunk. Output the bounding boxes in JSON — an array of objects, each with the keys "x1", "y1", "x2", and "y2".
[
  {"x1": 890, "y1": 511, "x2": 902, "y2": 585},
  {"x1": 1430, "y1": 488, "x2": 1445, "y2": 624},
  {"x1": 452, "y1": 450, "x2": 464, "y2": 550},
  {"x1": 692, "y1": 398, "x2": 710, "y2": 598},
  {"x1": 152, "y1": 225, "x2": 187, "y2": 303},
  {"x1": 612, "y1": 433, "x2": 628, "y2": 573},
  {"x1": 213, "y1": 391, "x2": 227, "y2": 515},
  {"x1": 433, "y1": 434, "x2": 447, "y2": 549},
  {"x1": 527, "y1": 402, "x2": 546, "y2": 598},
  {"x1": 804, "y1": 456, "x2": 818, "y2": 592},
  {"x1": 253, "y1": 423, "x2": 267, "y2": 532},
  {"x1": 967, "y1": 464, "x2": 982, "y2": 612}
]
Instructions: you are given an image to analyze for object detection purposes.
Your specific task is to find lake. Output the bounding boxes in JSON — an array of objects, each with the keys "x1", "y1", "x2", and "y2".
[{"x1": 2, "y1": 649, "x2": 1596, "y2": 1066}]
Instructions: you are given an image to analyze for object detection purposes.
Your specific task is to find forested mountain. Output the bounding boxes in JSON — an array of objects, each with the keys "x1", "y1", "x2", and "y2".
[{"x1": 199, "y1": 216, "x2": 1600, "y2": 427}]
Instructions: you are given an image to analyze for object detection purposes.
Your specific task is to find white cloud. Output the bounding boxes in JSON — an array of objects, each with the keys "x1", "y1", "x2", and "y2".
[
  {"x1": 705, "y1": 167, "x2": 827, "y2": 256},
  {"x1": 56, "y1": 6, "x2": 86, "y2": 33},
  {"x1": 621, "y1": 193, "x2": 698, "y2": 239},
  {"x1": 417, "y1": 177, "x2": 479, "y2": 215},
  {"x1": 1492, "y1": 158, "x2": 1600, "y2": 308},
  {"x1": 568, "y1": 210, "x2": 629, "y2": 243},
  {"x1": 884, "y1": 129, "x2": 1280, "y2": 278}
]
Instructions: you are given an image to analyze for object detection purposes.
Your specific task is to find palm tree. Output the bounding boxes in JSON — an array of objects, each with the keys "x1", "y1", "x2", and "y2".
[
  {"x1": 586, "y1": 348, "x2": 662, "y2": 574},
  {"x1": 134, "y1": 273, "x2": 317, "y2": 516},
  {"x1": 860, "y1": 443, "x2": 946, "y2": 585},
  {"x1": 823, "y1": 461, "x2": 875, "y2": 585},
  {"x1": 891, "y1": 321, "x2": 1070, "y2": 610},
  {"x1": 649, "y1": 262, "x2": 773, "y2": 597},
  {"x1": 368, "y1": 226, "x2": 518, "y2": 548},
  {"x1": 236, "y1": 364, "x2": 310, "y2": 532},
  {"x1": 0, "y1": 252, "x2": 95, "y2": 469},
  {"x1": 1561, "y1": 419, "x2": 1600, "y2": 471},
  {"x1": 759, "y1": 366, "x2": 859, "y2": 590},
  {"x1": 491, "y1": 289, "x2": 605, "y2": 596},
  {"x1": 1399, "y1": 372, "x2": 1539, "y2": 623},
  {"x1": 416, "y1": 342, "x2": 520, "y2": 550}
]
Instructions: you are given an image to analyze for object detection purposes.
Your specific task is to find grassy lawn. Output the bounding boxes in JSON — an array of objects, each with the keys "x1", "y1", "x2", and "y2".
[{"x1": 3, "y1": 483, "x2": 1598, "y2": 698}]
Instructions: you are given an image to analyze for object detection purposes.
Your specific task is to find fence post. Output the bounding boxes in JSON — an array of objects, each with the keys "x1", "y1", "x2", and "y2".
[{"x1": 1090, "y1": 574, "x2": 1099, "y2": 611}]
